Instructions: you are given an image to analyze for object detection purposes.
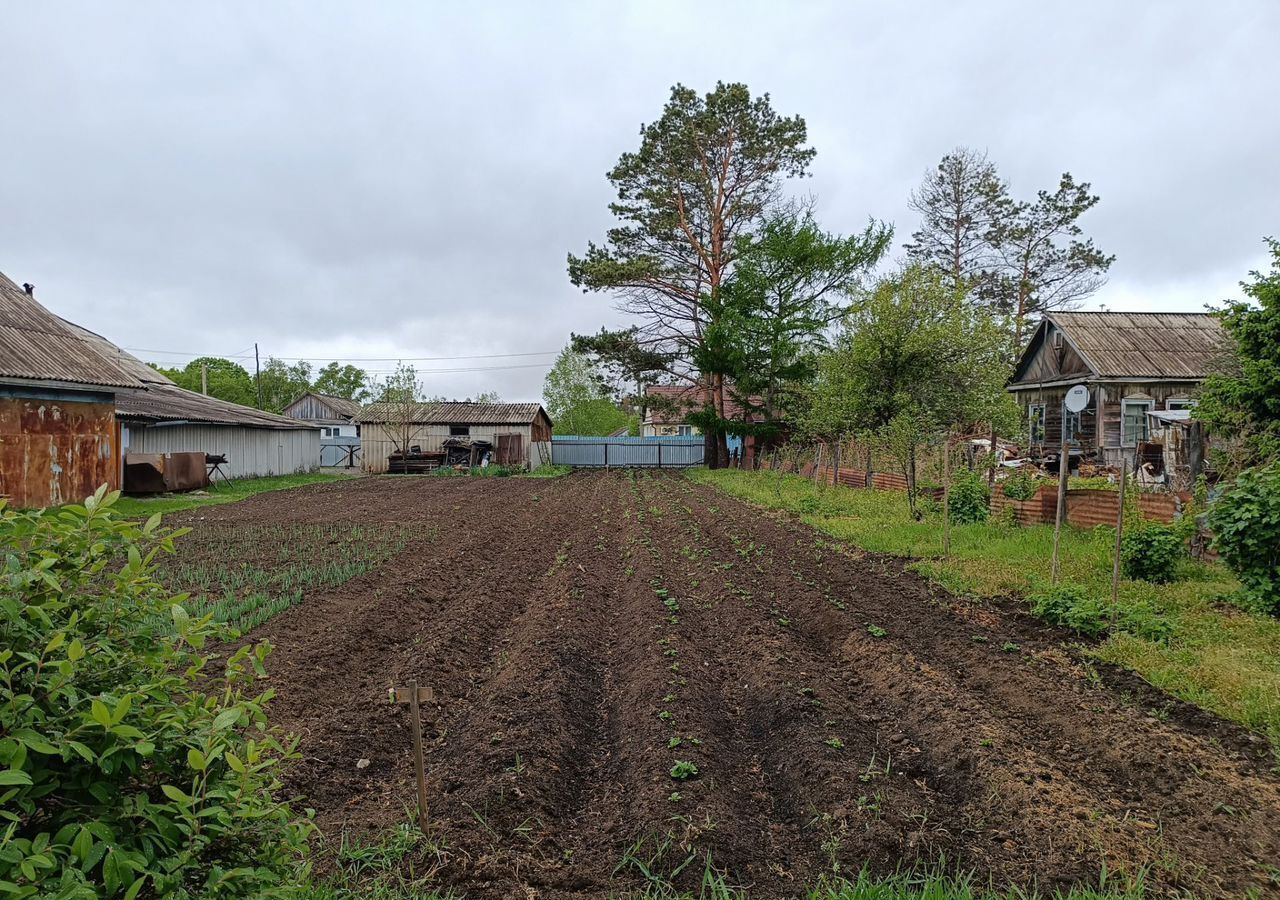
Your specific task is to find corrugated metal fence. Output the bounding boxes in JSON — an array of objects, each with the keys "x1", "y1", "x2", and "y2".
[{"x1": 551, "y1": 436, "x2": 705, "y2": 468}]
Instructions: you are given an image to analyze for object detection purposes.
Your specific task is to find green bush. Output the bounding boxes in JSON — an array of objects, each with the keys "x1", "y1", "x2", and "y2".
[
  {"x1": 1001, "y1": 470, "x2": 1039, "y2": 502},
  {"x1": 1209, "y1": 462, "x2": 1280, "y2": 615},
  {"x1": 1120, "y1": 523, "x2": 1184, "y2": 584},
  {"x1": 947, "y1": 471, "x2": 990, "y2": 524},
  {"x1": 1028, "y1": 583, "x2": 1108, "y2": 636},
  {"x1": 0, "y1": 488, "x2": 309, "y2": 898}
]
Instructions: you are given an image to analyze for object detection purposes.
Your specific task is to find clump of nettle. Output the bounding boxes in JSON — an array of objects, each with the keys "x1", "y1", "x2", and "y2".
[{"x1": 0, "y1": 488, "x2": 310, "y2": 897}]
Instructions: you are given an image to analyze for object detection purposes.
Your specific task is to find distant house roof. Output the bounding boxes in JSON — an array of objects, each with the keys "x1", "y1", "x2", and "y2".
[
  {"x1": 60, "y1": 317, "x2": 314, "y2": 430},
  {"x1": 0, "y1": 273, "x2": 144, "y2": 389},
  {"x1": 310, "y1": 393, "x2": 362, "y2": 419},
  {"x1": 357, "y1": 400, "x2": 551, "y2": 427},
  {"x1": 282, "y1": 391, "x2": 363, "y2": 422},
  {"x1": 1010, "y1": 311, "x2": 1230, "y2": 387},
  {"x1": 644, "y1": 384, "x2": 765, "y2": 425}
]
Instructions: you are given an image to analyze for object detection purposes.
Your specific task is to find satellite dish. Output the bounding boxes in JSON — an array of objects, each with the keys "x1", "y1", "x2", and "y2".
[{"x1": 1064, "y1": 384, "x2": 1090, "y2": 413}]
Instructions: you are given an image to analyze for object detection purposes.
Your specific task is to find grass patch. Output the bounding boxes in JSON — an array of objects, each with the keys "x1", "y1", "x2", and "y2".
[
  {"x1": 113, "y1": 472, "x2": 348, "y2": 518},
  {"x1": 690, "y1": 469, "x2": 1280, "y2": 748},
  {"x1": 525, "y1": 464, "x2": 575, "y2": 478}
]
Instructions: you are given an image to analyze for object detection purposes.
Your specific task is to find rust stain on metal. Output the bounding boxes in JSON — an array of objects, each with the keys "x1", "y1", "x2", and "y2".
[{"x1": 0, "y1": 398, "x2": 118, "y2": 508}]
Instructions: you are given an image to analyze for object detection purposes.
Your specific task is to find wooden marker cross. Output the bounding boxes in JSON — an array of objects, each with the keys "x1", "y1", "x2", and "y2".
[{"x1": 391, "y1": 679, "x2": 434, "y2": 833}]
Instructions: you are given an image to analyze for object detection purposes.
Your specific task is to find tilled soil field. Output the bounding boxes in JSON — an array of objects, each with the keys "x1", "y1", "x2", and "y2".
[{"x1": 172, "y1": 472, "x2": 1280, "y2": 898}]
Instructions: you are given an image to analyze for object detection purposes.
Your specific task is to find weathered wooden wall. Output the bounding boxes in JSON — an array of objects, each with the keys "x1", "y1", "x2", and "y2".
[
  {"x1": 0, "y1": 397, "x2": 118, "y2": 508},
  {"x1": 361, "y1": 423, "x2": 536, "y2": 473}
]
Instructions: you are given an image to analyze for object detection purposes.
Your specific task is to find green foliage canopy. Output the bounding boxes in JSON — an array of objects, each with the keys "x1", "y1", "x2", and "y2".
[{"x1": 1195, "y1": 239, "x2": 1280, "y2": 469}]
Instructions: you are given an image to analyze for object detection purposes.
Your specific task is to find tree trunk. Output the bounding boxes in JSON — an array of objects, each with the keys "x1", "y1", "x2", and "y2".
[{"x1": 906, "y1": 445, "x2": 919, "y2": 519}]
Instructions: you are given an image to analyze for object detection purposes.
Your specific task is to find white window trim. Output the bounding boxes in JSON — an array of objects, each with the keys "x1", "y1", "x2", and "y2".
[{"x1": 1166, "y1": 398, "x2": 1197, "y2": 410}]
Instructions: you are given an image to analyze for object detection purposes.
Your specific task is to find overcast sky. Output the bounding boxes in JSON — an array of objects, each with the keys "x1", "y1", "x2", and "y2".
[{"x1": 3, "y1": 2, "x2": 1276, "y2": 402}]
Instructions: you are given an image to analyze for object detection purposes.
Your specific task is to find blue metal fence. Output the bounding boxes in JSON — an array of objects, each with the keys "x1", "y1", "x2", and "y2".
[{"x1": 551, "y1": 436, "x2": 705, "y2": 468}]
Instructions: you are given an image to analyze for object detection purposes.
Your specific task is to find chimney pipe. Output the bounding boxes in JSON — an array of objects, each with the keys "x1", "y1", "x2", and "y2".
[{"x1": 22, "y1": 283, "x2": 34, "y2": 296}]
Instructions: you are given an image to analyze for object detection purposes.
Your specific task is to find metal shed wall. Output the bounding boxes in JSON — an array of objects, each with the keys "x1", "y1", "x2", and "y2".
[
  {"x1": 0, "y1": 394, "x2": 119, "y2": 508},
  {"x1": 123, "y1": 424, "x2": 320, "y2": 478},
  {"x1": 361, "y1": 423, "x2": 535, "y2": 473}
]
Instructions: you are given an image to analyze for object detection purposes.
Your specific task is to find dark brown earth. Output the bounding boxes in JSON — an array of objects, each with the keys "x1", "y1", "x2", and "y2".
[{"x1": 170, "y1": 472, "x2": 1280, "y2": 898}]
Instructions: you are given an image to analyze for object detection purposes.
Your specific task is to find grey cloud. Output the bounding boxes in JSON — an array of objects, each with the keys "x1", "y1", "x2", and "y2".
[{"x1": 2, "y1": 1, "x2": 1276, "y2": 401}]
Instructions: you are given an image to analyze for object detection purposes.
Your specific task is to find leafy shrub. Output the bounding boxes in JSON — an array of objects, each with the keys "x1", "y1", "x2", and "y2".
[
  {"x1": 948, "y1": 471, "x2": 989, "y2": 524},
  {"x1": 1208, "y1": 462, "x2": 1280, "y2": 615},
  {"x1": 1001, "y1": 470, "x2": 1040, "y2": 502},
  {"x1": 1028, "y1": 583, "x2": 1108, "y2": 636},
  {"x1": 1120, "y1": 523, "x2": 1184, "y2": 584},
  {"x1": 0, "y1": 488, "x2": 309, "y2": 897}
]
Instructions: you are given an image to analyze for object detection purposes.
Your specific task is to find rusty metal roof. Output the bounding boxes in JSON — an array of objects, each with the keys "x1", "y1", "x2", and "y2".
[
  {"x1": 1045, "y1": 311, "x2": 1229, "y2": 380},
  {"x1": 117, "y1": 382, "x2": 318, "y2": 429},
  {"x1": 0, "y1": 273, "x2": 144, "y2": 388},
  {"x1": 357, "y1": 400, "x2": 548, "y2": 425}
]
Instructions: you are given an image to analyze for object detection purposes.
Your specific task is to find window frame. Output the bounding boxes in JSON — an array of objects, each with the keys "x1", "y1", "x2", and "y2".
[
  {"x1": 449, "y1": 425, "x2": 470, "y2": 437},
  {"x1": 1064, "y1": 409, "x2": 1082, "y2": 444},
  {"x1": 1122, "y1": 398, "x2": 1154, "y2": 446},
  {"x1": 1027, "y1": 403, "x2": 1046, "y2": 446}
]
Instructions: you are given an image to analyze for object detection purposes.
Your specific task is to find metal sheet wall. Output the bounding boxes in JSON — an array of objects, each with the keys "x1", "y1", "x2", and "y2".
[
  {"x1": 551, "y1": 436, "x2": 705, "y2": 468},
  {"x1": 0, "y1": 396, "x2": 119, "y2": 507},
  {"x1": 123, "y1": 424, "x2": 320, "y2": 478}
]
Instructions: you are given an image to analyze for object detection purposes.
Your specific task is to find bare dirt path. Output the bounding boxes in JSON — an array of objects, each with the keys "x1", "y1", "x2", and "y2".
[{"x1": 171, "y1": 472, "x2": 1280, "y2": 898}]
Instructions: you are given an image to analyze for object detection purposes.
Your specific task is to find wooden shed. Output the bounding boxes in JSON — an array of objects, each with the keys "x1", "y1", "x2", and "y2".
[
  {"x1": 0, "y1": 274, "x2": 142, "y2": 508},
  {"x1": 1007, "y1": 311, "x2": 1229, "y2": 470},
  {"x1": 357, "y1": 401, "x2": 553, "y2": 473}
]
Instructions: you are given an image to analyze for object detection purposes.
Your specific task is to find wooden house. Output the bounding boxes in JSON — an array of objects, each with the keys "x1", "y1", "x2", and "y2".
[
  {"x1": 282, "y1": 391, "x2": 362, "y2": 438},
  {"x1": 1007, "y1": 311, "x2": 1229, "y2": 470}
]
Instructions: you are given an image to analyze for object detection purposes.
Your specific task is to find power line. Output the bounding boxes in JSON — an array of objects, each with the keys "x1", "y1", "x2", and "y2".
[{"x1": 123, "y1": 347, "x2": 560, "y2": 362}]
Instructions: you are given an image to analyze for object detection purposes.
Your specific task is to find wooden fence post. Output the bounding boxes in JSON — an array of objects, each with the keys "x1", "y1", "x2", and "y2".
[
  {"x1": 942, "y1": 433, "x2": 952, "y2": 558},
  {"x1": 1050, "y1": 411, "x2": 1070, "y2": 584},
  {"x1": 1111, "y1": 454, "x2": 1130, "y2": 616}
]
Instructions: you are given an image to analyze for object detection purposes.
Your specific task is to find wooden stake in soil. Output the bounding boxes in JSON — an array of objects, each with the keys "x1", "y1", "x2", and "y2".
[{"x1": 392, "y1": 680, "x2": 434, "y2": 833}]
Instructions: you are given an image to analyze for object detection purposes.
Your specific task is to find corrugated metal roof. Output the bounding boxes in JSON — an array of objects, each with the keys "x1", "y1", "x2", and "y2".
[
  {"x1": 56, "y1": 317, "x2": 176, "y2": 386},
  {"x1": 1046, "y1": 311, "x2": 1229, "y2": 379},
  {"x1": 357, "y1": 400, "x2": 547, "y2": 425},
  {"x1": 117, "y1": 383, "x2": 318, "y2": 429},
  {"x1": 0, "y1": 273, "x2": 144, "y2": 388}
]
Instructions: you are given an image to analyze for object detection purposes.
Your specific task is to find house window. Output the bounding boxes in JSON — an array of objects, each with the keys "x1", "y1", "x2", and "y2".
[
  {"x1": 449, "y1": 425, "x2": 469, "y2": 436},
  {"x1": 1166, "y1": 398, "x2": 1196, "y2": 410},
  {"x1": 1122, "y1": 398, "x2": 1154, "y2": 445},
  {"x1": 1064, "y1": 409, "x2": 1081, "y2": 444},
  {"x1": 676, "y1": 425, "x2": 693, "y2": 437},
  {"x1": 1027, "y1": 403, "x2": 1046, "y2": 445}
]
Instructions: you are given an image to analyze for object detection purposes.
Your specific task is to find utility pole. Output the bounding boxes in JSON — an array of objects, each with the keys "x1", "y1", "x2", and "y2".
[
  {"x1": 254, "y1": 343, "x2": 263, "y2": 410},
  {"x1": 201, "y1": 363, "x2": 208, "y2": 396}
]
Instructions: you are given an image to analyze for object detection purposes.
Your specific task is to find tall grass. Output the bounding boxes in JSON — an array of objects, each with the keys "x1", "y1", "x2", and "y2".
[{"x1": 690, "y1": 469, "x2": 1280, "y2": 748}]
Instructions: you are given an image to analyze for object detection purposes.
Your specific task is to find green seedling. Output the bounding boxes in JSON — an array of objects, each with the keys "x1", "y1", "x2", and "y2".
[
  {"x1": 668, "y1": 792, "x2": 682, "y2": 802},
  {"x1": 866, "y1": 624, "x2": 887, "y2": 638},
  {"x1": 670, "y1": 760, "x2": 699, "y2": 780},
  {"x1": 825, "y1": 737, "x2": 845, "y2": 750},
  {"x1": 657, "y1": 710, "x2": 673, "y2": 722},
  {"x1": 668, "y1": 737, "x2": 682, "y2": 749},
  {"x1": 1001, "y1": 642, "x2": 1021, "y2": 653}
]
